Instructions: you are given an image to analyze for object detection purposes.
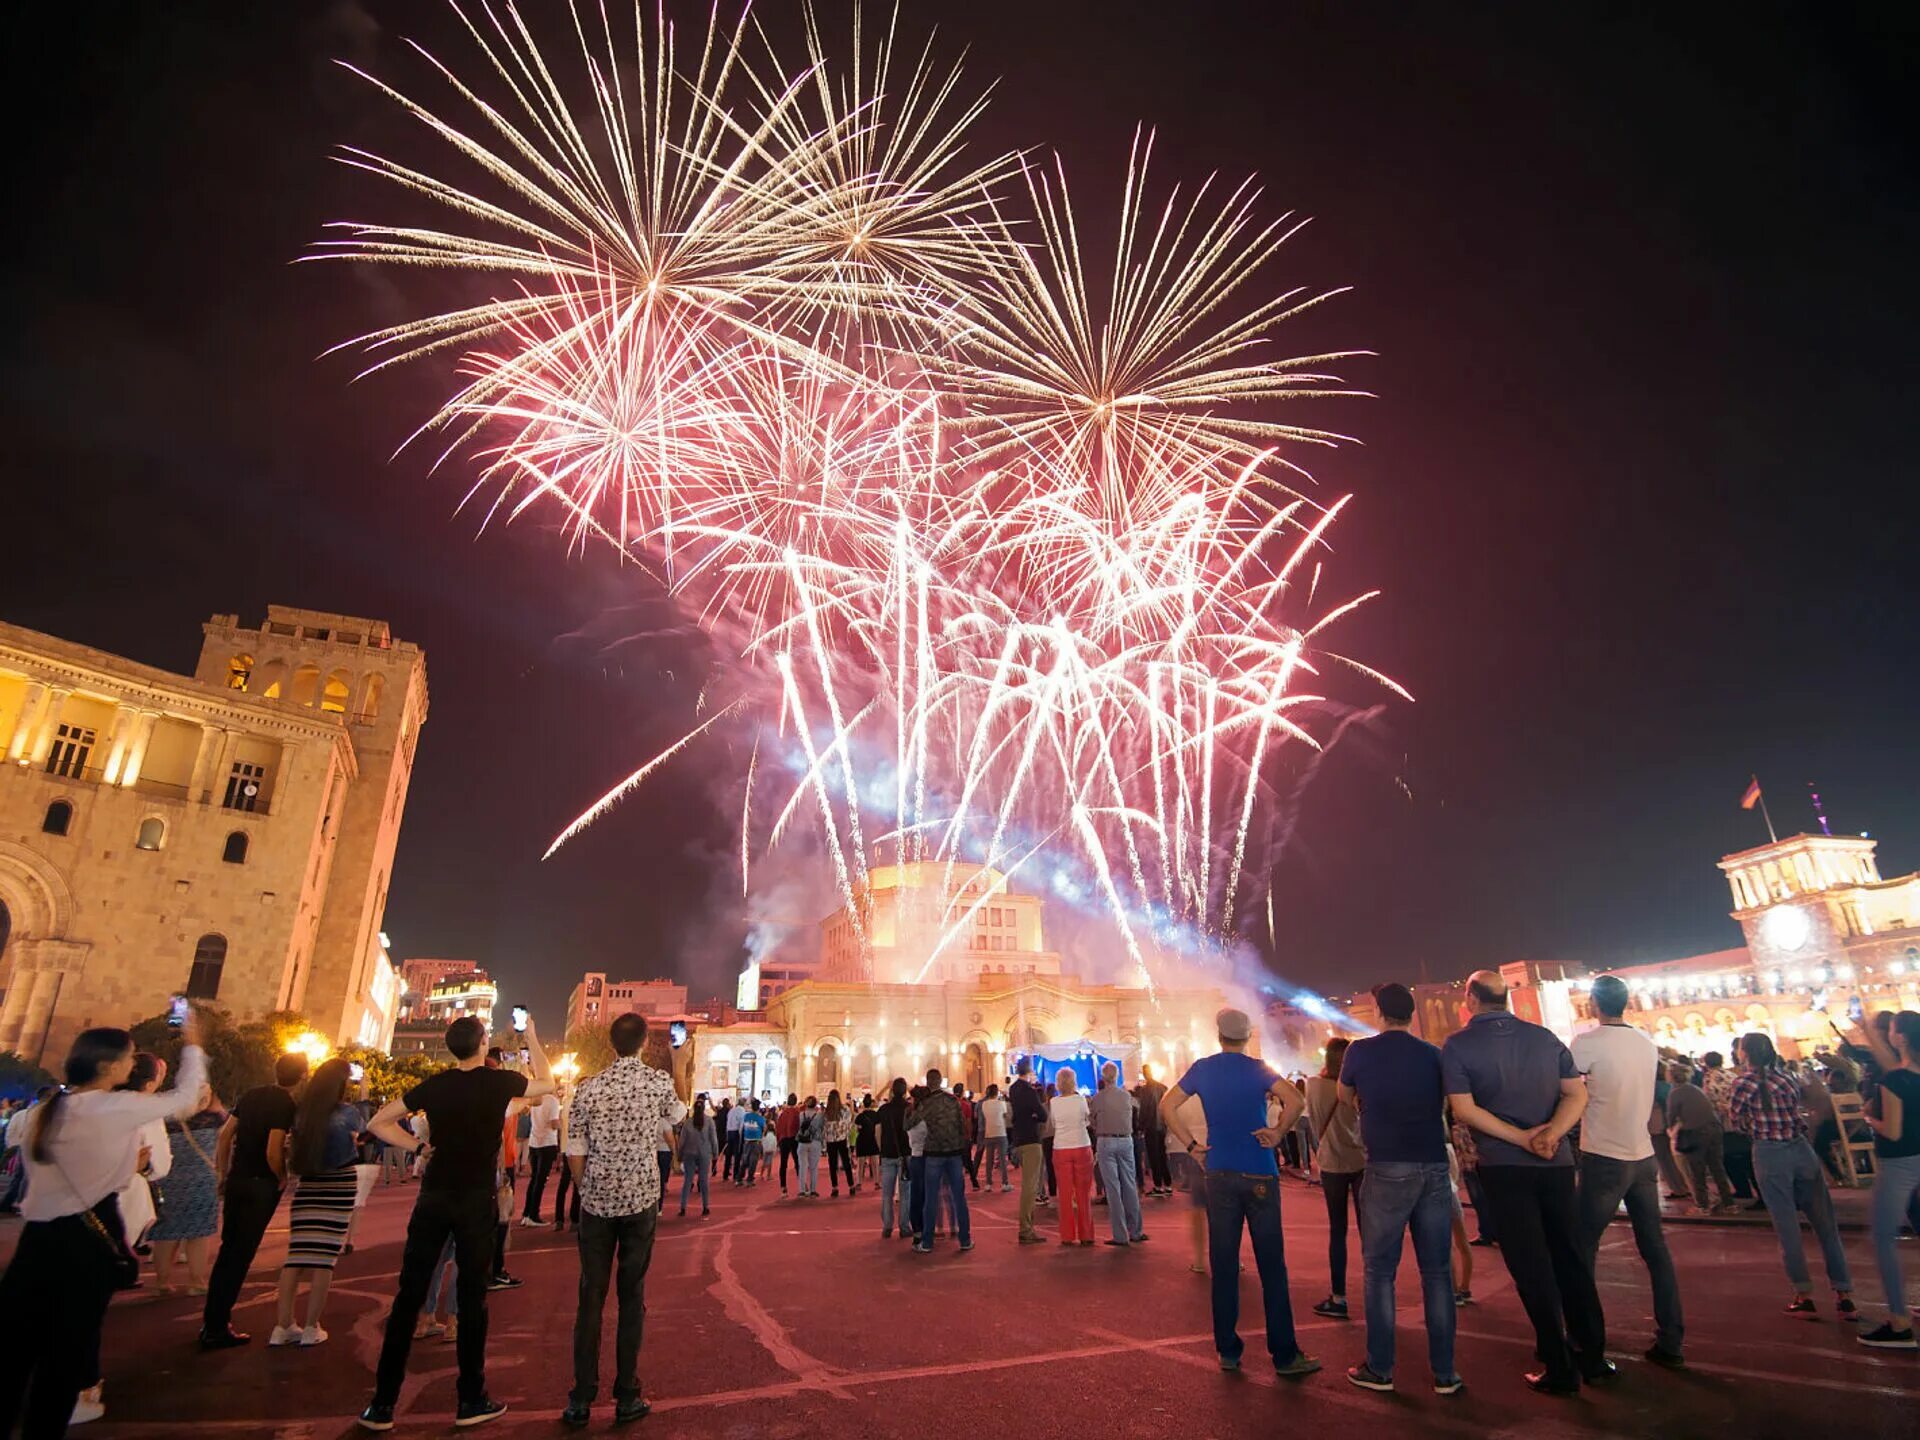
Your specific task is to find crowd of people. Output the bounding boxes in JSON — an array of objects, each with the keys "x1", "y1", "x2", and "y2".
[{"x1": 2, "y1": 978, "x2": 1915, "y2": 1435}]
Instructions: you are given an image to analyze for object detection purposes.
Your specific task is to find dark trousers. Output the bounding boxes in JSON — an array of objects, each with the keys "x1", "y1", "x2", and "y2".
[
  {"x1": 374, "y1": 1188, "x2": 498, "y2": 1407},
  {"x1": 1461, "y1": 1167, "x2": 1496, "y2": 1241},
  {"x1": 722, "y1": 1132, "x2": 741, "y2": 1180},
  {"x1": 1577, "y1": 1153, "x2": 1683, "y2": 1356},
  {"x1": 907, "y1": 1155, "x2": 928, "y2": 1235},
  {"x1": 571, "y1": 1209, "x2": 659, "y2": 1406},
  {"x1": 1205, "y1": 1171, "x2": 1302, "y2": 1366},
  {"x1": 827, "y1": 1140, "x2": 855, "y2": 1192},
  {"x1": 1723, "y1": 1130, "x2": 1756, "y2": 1199},
  {"x1": 0, "y1": 1214, "x2": 120, "y2": 1438},
  {"x1": 778, "y1": 1136, "x2": 798, "y2": 1189},
  {"x1": 1144, "y1": 1127, "x2": 1173, "y2": 1190},
  {"x1": 1042, "y1": 1138, "x2": 1056, "y2": 1196},
  {"x1": 1478, "y1": 1165, "x2": 1606, "y2": 1386},
  {"x1": 1321, "y1": 1168, "x2": 1364, "y2": 1296},
  {"x1": 202, "y1": 1175, "x2": 282, "y2": 1334},
  {"x1": 554, "y1": 1157, "x2": 582, "y2": 1225},
  {"x1": 655, "y1": 1152, "x2": 671, "y2": 1212},
  {"x1": 523, "y1": 1146, "x2": 560, "y2": 1220}
]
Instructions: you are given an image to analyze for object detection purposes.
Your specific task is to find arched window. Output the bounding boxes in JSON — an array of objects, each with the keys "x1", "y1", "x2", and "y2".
[
  {"x1": 737, "y1": 1048, "x2": 757, "y2": 1098},
  {"x1": 41, "y1": 800, "x2": 73, "y2": 836},
  {"x1": 227, "y1": 654, "x2": 254, "y2": 690},
  {"x1": 358, "y1": 672, "x2": 385, "y2": 721},
  {"x1": 186, "y1": 933, "x2": 227, "y2": 999},
  {"x1": 254, "y1": 659, "x2": 286, "y2": 700},
  {"x1": 135, "y1": 817, "x2": 166, "y2": 851},
  {"x1": 222, "y1": 831, "x2": 249, "y2": 864},
  {"x1": 289, "y1": 664, "x2": 320, "y2": 707},
  {"x1": 817, "y1": 1041, "x2": 840, "y2": 1087},
  {"x1": 321, "y1": 669, "x2": 352, "y2": 715}
]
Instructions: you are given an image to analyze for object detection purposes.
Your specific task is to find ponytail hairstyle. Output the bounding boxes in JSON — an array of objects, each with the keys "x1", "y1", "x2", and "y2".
[
  {"x1": 32, "y1": 1027, "x2": 133, "y2": 1162},
  {"x1": 288, "y1": 1058, "x2": 353, "y2": 1177},
  {"x1": 1739, "y1": 1031, "x2": 1780, "y2": 1072}
]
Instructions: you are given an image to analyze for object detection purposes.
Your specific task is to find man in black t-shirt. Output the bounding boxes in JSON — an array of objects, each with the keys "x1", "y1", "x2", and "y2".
[
  {"x1": 200, "y1": 1051, "x2": 308, "y2": 1347},
  {"x1": 357, "y1": 1015, "x2": 555, "y2": 1431}
]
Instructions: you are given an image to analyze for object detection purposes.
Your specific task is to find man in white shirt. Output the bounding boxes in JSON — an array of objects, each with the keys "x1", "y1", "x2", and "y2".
[
  {"x1": 1569, "y1": 974, "x2": 1684, "y2": 1367},
  {"x1": 520, "y1": 1092, "x2": 563, "y2": 1226},
  {"x1": 981, "y1": 1084, "x2": 1011, "y2": 1192}
]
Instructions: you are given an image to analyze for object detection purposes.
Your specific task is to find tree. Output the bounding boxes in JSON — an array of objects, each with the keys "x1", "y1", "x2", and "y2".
[
  {"x1": 129, "y1": 1006, "x2": 313, "y2": 1104},
  {"x1": 0, "y1": 1051, "x2": 55, "y2": 1100},
  {"x1": 564, "y1": 1023, "x2": 614, "y2": 1078},
  {"x1": 336, "y1": 1044, "x2": 444, "y2": 1102}
]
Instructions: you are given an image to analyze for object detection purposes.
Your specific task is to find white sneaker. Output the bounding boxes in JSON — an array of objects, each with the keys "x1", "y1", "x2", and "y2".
[
  {"x1": 517, "y1": 1216, "x2": 541, "y2": 1228},
  {"x1": 268, "y1": 1325, "x2": 295, "y2": 1347},
  {"x1": 300, "y1": 1325, "x2": 329, "y2": 1347},
  {"x1": 71, "y1": 1387, "x2": 104, "y2": 1426}
]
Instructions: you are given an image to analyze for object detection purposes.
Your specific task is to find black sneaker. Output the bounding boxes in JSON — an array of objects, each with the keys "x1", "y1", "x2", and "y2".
[
  {"x1": 455, "y1": 1396, "x2": 509, "y2": 1427},
  {"x1": 357, "y1": 1401, "x2": 396, "y2": 1431},
  {"x1": 1786, "y1": 1295, "x2": 1816, "y2": 1317},
  {"x1": 1311, "y1": 1296, "x2": 1348, "y2": 1319},
  {"x1": 487, "y1": 1273, "x2": 522, "y2": 1291},
  {"x1": 614, "y1": 1397, "x2": 652, "y2": 1422},
  {"x1": 560, "y1": 1402, "x2": 591, "y2": 1429},
  {"x1": 1345, "y1": 1363, "x2": 1392, "y2": 1392},
  {"x1": 1858, "y1": 1323, "x2": 1918, "y2": 1350},
  {"x1": 199, "y1": 1327, "x2": 251, "y2": 1350},
  {"x1": 1273, "y1": 1353, "x2": 1322, "y2": 1379},
  {"x1": 1835, "y1": 1295, "x2": 1860, "y2": 1322},
  {"x1": 1644, "y1": 1346, "x2": 1685, "y2": 1369},
  {"x1": 1433, "y1": 1374, "x2": 1465, "y2": 1396}
]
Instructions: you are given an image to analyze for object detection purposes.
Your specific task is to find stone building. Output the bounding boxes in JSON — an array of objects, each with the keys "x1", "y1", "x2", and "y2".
[
  {"x1": 0, "y1": 606, "x2": 425, "y2": 1064},
  {"x1": 564, "y1": 974, "x2": 688, "y2": 1035}
]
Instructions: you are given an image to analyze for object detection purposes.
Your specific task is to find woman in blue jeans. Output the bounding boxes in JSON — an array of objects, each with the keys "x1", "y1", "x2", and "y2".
[
  {"x1": 678, "y1": 1098, "x2": 718, "y2": 1217},
  {"x1": 1859, "y1": 1012, "x2": 1920, "y2": 1349},
  {"x1": 1730, "y1": 1032, "x2": 1856, "y2": 1318}
]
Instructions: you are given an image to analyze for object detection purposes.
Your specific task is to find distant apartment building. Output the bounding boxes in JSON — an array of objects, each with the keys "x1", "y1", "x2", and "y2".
[{"x1": 565, "y1": 973, "x2": 688, "y2": 1035}]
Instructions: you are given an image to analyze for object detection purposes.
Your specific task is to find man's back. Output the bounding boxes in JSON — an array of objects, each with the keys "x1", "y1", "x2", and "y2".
[
  {"x1": 1177, "y1": 1052, "x2": 1279, "y2": 1175},
  {"x1": 405, "y1": 1066, "x2": 528, "y2": 1192},
  {"x1": 1440, "y1": 1012, "x2": 1576, "y2": 1166},
  {"x1": 917, "y1": 1089, "x2": 966, "y2": 1156},
  {"x1": 1338, "y1": 1029, "x2": 1446, "y2": 1163},
  {"x1": 1569, "y1": 1024, "x2": 1657, "y2": 1162},
  {"x1": 230, "y1": 1083, "x2": 297, "y2": 1182}
]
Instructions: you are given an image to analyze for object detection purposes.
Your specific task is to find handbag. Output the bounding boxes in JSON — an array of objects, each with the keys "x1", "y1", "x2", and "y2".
[{"x1": 82, "y1": 1197, "x2": 143, "y2": 1290}]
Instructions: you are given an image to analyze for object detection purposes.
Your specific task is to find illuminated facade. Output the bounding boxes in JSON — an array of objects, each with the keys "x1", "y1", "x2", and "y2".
[
  {"x1": 0, "y1": 606, "x2": 426, "y2": 1065},
  {"x1": 565, "y1": 974, "x2": 688, "y2": 1035}
]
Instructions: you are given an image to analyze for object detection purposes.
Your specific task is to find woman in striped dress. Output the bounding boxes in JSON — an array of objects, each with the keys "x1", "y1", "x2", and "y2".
[{"x1": 271, "y1": 1058, "x2": 362, "y2": 1347}]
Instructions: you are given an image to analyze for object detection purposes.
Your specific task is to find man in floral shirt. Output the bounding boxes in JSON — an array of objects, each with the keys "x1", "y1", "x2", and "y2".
[{"x1": 560, "y1": 1013, "x2": 687, "y2": 1428}]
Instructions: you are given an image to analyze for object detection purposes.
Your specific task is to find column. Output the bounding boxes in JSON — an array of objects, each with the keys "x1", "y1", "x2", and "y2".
[
  {"x1": 0, "y1": 960, "x2": 35, "y2": 1053},
  {"x1": 17, "y1": 971, "x2": 66, "y2": 1069},
  {"x1": 271, "y1": 738, "x2": 300, "y2": 814},
  {"x1": 5, "y1": 681, "x2": 48, "y2": 762},
  {"x1": 100, "y1": 706, "x2": 139, "y2": 785},
  {"x1": 185, "y1": 722, "x2": 221, "y2": 803},
  {"x1": 25, "y1": 687, "x2": 71, "y2": 768},
  {"x1": 118, "y1": 710, "x2": 162, "y2": 787}
]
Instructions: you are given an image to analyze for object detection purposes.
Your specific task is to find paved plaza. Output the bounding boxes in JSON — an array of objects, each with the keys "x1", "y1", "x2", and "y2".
[{"x1": 5, "y1": 1173, "x2": 1912, "y2": 1439}]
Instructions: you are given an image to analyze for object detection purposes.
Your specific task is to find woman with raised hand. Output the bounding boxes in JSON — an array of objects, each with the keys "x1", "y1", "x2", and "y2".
[
  {"x1": 270, "y1": 1058, "x2": 363, "y2": 1347},
  {"x1": 0, "y1": 1013, "x2": 208, "y2": 1436}
]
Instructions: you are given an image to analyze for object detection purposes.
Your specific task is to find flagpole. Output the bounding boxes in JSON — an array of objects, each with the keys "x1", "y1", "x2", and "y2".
[{"x1": 1757, "y1": 788, "x2": 1777, "y2": 844}]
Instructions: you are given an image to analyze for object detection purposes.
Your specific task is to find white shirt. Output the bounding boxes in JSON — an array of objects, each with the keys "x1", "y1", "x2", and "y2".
[
  {"x1": 726, "y1": 1104, "x2": 745, "y2": 1134},
  {"x1": 18, "y1": 1046, "x2": 208, "y2": 1222},
  {"x1": 1049, "y1": 1092, "x2": 1092, "y2": 1150},
  {"x1": 529, "y1": 1094, "x2": 561, "y2": 1148},
  {"x1": 1571, "y1": 1023, "x2": 1658, "y2": 1162},
  {"x1": 983, "y1": 1096, "x2": 1008, "y2": 1139}
]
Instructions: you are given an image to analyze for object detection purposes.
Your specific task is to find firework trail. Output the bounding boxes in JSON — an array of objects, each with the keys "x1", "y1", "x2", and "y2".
[{"x1": 319, "y1": 0, "x2": 1403, "y2": 977}]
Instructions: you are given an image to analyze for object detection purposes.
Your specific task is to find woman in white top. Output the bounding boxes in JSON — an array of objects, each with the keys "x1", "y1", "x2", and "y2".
[
  {"x1": 0, "y1": 1013, "x2": 208, "y2": 1437},
  {"x1": 1049, "y1": 1070, "x2": 1095, "y2": 1246}
]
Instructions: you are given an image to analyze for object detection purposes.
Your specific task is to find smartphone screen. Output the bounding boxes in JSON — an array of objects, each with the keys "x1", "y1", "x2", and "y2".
[
  {"x1": 511, "y1": 1006, "x2": 529, "y2": 1033},
  {"x1": 1848, "y1": 996, "x2": 1866, "y2": 1025},
  {"x1": 167, "y1": 995, "x2": 189, "y2": 1028},
  {"x1": 669, "y1": 1020, "x2": 688, "y2": 1049},
  {"x1": 349, "y1": 1062, "x2": 365, "y2": 1082}
]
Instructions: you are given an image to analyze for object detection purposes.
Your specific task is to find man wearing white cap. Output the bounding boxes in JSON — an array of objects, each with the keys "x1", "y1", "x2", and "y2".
[{"x1": 1163, "y1": 1008, "x2": 1320, "y2": 1379}]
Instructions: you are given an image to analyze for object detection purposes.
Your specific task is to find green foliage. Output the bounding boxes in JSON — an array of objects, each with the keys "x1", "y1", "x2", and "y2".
[
  {"x1": 128, "y1": 1006, "x2": 313, "y2": 1105},
  {"x1": 0, "y1": 1050, "x2": 56, "y2": 1098},
  {"x1": 564, "y1": 1023, "x2": 614, "y2": 1077},
  {"x1": 336, "y1": 1044, "x2": 445, "y2": 1101}
]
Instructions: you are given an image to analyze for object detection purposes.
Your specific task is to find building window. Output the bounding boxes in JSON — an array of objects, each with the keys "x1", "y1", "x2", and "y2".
[
  {"x1": 186, "y1": 933, "x2": 227, "y2": 999},
  {"x1": 44, "y1": 723, "x2": 95, "y2": 779},
  {"x1": 222, "y1": 831, "x2": 249, "y2": 864},
  {"x1": 135, "y1": 817, "x2": 166, "y2": 851},
  {"x1": 290, "y1": 664, "x2": 320, "y2": 708},
  {"x1": 41, "y1": 800, "x2": 73, "y2": 836},
  {"x1": 227, "y1": 654, "x2": 254, "y2": 690},
  {"x1": 223, "y1": 761, "x2": 265, "y2": 812},
  {"x1": 321, "y1": 669, "x2": 352, "y2": 715}
]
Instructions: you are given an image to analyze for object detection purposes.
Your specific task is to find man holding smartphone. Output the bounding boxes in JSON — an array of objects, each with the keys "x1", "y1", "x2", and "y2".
[{"x1": 357, "y1": 1013, "x2": 555, "y2": 1431}]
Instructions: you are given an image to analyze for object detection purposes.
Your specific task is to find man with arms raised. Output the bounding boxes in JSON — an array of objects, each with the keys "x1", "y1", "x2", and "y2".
[
  {"x1": 357, "y1": 1013, "x2": 555, "y2": 1430},
  {"x1": 1163, "y1": 1008, "x2": 1320, "y2": 1379}
]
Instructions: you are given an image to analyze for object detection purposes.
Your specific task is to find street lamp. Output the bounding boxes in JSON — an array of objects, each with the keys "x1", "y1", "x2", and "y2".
[{"x1": 284, "y1": 1030, "x2": 331, "y2": 1067}]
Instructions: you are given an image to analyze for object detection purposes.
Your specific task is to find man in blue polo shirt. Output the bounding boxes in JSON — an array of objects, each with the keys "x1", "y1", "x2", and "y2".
[
  {"x1": 1338, "y1": 983, "x2": 1462, "y2": 1396},
  {"x1": 1442, "y1": 970, "x2": 1610, "y2": 1396},
  {"x1": 1163, "y1": 1008, "x2": 1320, "y2": 1380}
]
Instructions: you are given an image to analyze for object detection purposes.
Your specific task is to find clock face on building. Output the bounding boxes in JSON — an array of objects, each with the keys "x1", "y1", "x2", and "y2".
[{"x1": 1763, "y1": 905, "x2": 1812, "y2": 951}]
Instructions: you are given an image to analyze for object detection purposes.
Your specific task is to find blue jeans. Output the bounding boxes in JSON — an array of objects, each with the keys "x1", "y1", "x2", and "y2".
[
  {"x1": 1357, "y1": 1161, "x2": 1456, "y2": 1383},
  {"x1": 879, "y1": 1157, "x2": 908, "y2": 1234},
  {"x1": 907, "y1": 1155, "x2": 928, "y2": 1235},
  {"x1": 1096, "y1": 1137, "x2": 1144, "y2": 1242},
  {"x1": 1204, "y1": 1170, "x2": 1302, "y2": 1366},
  {"x1": 1577, "y1": 1152, "x2": 1683, "y2": 1355},
  {"x1": 678, "y1": 1154, "x2": 711, "y2": 1212},
  {"x1": 796, "y1": 1141, "x2": 821, "y2": 1195},
  {"x1": 1872, "y1": 1152, "x2": 1920, "y2": 1320},
  {"x1": 1752, "y1": 1137, "x2": 1851, "y2": 1293},
  {"x1": 918, "y1": 1155, "x2": 971, "y2": 1247}
]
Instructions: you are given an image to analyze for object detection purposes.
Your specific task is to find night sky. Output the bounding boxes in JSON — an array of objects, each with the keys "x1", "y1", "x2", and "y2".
[{"x1": 3, "y1": 2, "x2": 1914, "y2": 1024}]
